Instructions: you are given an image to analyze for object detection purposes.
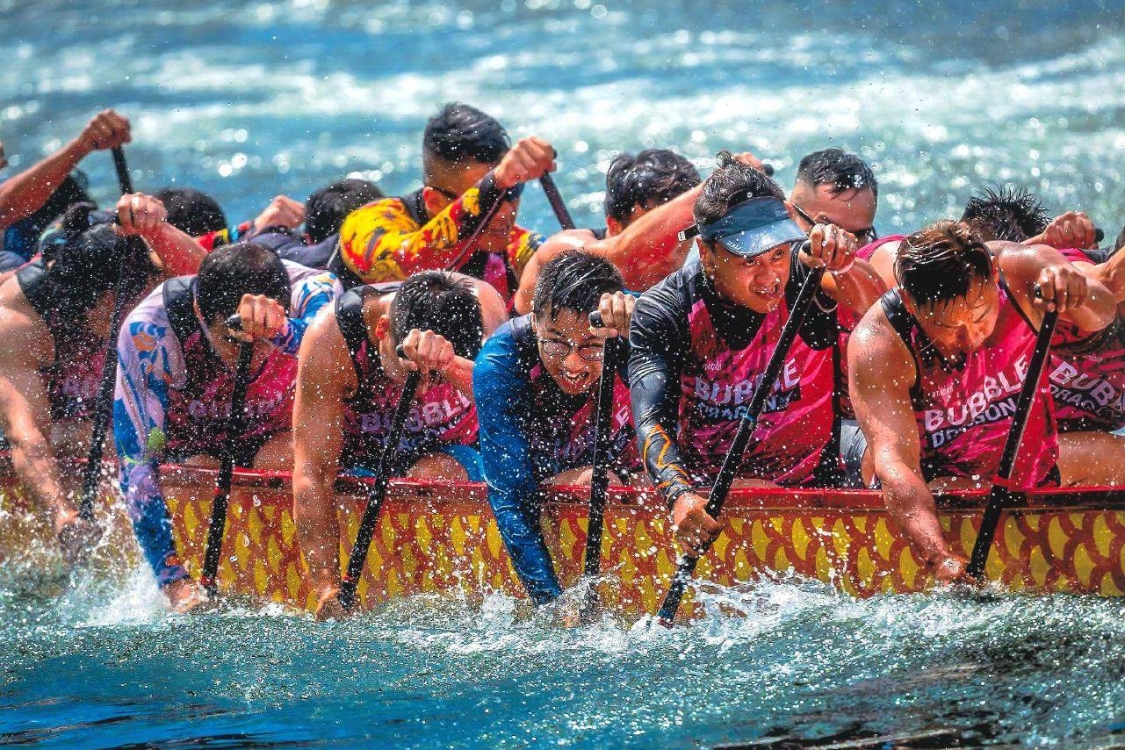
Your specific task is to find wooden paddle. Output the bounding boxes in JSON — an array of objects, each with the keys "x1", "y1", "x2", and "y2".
[
  {"x1": 199, "y1": 315, "x2": 254, "y2": 597},
  {"x1": 539, "y1": 173, "x2": 576, "y2": 230},
  {"x1": 657, "y1": 263, "x2": 826, "y2": 626},
  {"x1": 579, "y1": 309, "x2": 626, "y2": 617},
  {"x1": 967, "y1": 307, "x2": 1059, "y2": 580},
  {"x1": 78, "y1": 147, "x2": 145, "y2": 523},
  {"x1": 337, "y1": 368, "x2": 424, "y2": 611}
]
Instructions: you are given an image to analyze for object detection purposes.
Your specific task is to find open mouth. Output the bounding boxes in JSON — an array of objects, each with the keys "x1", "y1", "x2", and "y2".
[
  {"x1": 558, "y1": 370, "x2": 590, "y2": 390},
  {"x1": 752, "y1": 283, "x2": 782, "y2": 299}
]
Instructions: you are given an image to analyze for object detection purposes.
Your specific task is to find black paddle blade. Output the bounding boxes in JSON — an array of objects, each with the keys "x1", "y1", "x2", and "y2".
[
  {"x1": 540, "y1": 173, "x2": 576, "y2": 230},
  {"x1": 200, "y1": 342, "x2": 254, "y2": 597},
  {"x1": 338, "y1": 369, "x2": 424, "y2": 612},
  {"x1": 967, "y1": 308, "x2": 1059, "y2": 580},
  {"x1": 655, "y1": 264, "x2": 826, "y2": 625}
]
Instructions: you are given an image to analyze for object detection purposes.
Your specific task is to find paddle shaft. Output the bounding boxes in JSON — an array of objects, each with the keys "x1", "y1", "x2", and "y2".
[
  {"x1": 582, "y1": 326, "x2": 626, "y2": 579},
  {"x1": 967, "y1": 307, "x2": 1059, "y2": 579},
  {"x1": 539, "y1": 174, "x2": 576, "y2": 230},
  {"x1": 77, "y1": 147, "x2": 140, "y2": 522},
  {"x1": 338, "y1": 370, "x2": 424, "y2": 611},
  {"x1": 657, "y1": 264, "x2": 827, "y2": 625},
  {"x1": 200, "y1": 338, "x2": 254, "y2": 596}
]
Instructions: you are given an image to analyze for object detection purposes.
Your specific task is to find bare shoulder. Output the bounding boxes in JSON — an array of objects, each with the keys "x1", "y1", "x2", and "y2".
[
  {"x1": 298, "y1": 305, "x2": 353, "y2": 384},
  {"x1": 0, "y1": 280, "x2": 52, "y2": 369},
  {"x1": 539, "y1": 229, "x2": 598, "y2": 256},
  {"x1": 848, "y1": 301, "x2": 911, "y2": 380}
]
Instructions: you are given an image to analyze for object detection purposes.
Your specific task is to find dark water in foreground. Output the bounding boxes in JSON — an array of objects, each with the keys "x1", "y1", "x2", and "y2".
[
  {"x1": 2, "y1": 568, "x2": 1124, "y2": 749},
  {"x1": 4, "y1": 0, "x2": 1125, "y2": 746}
]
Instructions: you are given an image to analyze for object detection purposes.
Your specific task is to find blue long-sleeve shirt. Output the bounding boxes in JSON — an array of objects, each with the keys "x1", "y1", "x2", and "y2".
[{"x1": 474, "y1": 315, "x2": 635, "y2": 605}]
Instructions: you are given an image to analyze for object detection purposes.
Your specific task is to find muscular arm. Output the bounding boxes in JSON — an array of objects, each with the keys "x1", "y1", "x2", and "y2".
[
  {"x1": 292, "y1": 313, "x2": 352, "y2": 594},
  {"x1": 143, "y1": 223, "x2": 207, "y2": 279},
  {"x1": 628, "y1": 291, "x2": 694, "y2": 507},
  {"x1": 0, "y1": 296, "x2": 70, "y2": 523},
  {"x1": 473, "y1": 327, "x2": 562, "y2": 604},
  {"x1": 0, "y1": 140, "x2": 90, "y2": 229},
  {"x1": 820, "y1": 258, "x2": 886, "y2": 316},
  {"x1": 849, "y1": 314, "x2": 956, "y2": 571},
  {"x1": 996, "y1": 242, "x2": 1115, "y2": 332},
  {"x1": 340, "y1": 174, "x2": 511, "y2": 281},
  {"x1": 112, "y1": 314, "x2": 189, "y2": 586}
]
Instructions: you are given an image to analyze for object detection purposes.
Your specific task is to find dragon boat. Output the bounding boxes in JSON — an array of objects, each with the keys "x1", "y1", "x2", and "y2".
[{"x1": 2, "y1": 461, "x2": 1124, "y2": 617}]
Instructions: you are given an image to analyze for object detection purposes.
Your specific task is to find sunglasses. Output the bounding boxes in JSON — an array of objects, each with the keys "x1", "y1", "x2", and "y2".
[
  {"x1": 538, "y1": 336, "x2": 605, "y2": 362},
  {"x1": 791, "y1": 203, "x2": 878, "y2": 245},
  {"x1": 429, "y1": 181, "x2": 525, "y2": 204}
]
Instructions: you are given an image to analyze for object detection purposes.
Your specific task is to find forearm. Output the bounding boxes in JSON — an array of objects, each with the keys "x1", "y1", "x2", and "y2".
[
  {"x1": 823, "y1": 259, "x2": 885, "y2": 316},
  {"x1": 0, "y1": 140, "x2": 87, "y2": 228},
  {"x1": 145, "y1": 223, "x2": 207, "y2": 278},
  {"x1": 608, "y1": 186, "x2": 702, "y2": 290},
  {"x1": 442, "y1": 357, "x2": 476, "y2": 404},
  {"x1": 118, "y1": 459, "x2": 187, "y2": 585},
  {"x1": 6, "y1": 427, "x2": 68, "y2": 513},
  {"x1": 630, "y1": 366, "x2": 693, "y2": 506},
  {"x1": 879, "y1": 459, "x2": 953, "y2": 566},
  {"x1": 488, "y1": 484, "x2": 562, "y2": 604},
  {"x1": 293, "y1": 465, "x2": 343, "y2": 588}
]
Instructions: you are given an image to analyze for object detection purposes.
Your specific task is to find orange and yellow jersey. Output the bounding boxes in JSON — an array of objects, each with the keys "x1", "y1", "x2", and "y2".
[{"x1": 336, "y1": 175, "x2": 542, "y2": 304}]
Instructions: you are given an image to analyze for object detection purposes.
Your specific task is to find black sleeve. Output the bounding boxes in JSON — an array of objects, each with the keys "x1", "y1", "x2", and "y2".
[
  {"x1": 628, "y1": 285, "x2": 696, "y2": 508},
  {"x1": 788, "y1": 244, "x2": 840, "y2": 350}
]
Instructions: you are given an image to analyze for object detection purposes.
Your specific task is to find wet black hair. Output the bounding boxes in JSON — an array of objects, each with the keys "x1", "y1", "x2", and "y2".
[
  {"x1": 895, "y1": 220, "x2": 994, "y2": 308},
  {"x1": 389, "y1": 270, "x2": 484, "y2": 359},
  {"x1": 532, "y1": 249, "x2": 625, "y2": 321},
  {"x1": 423, "y1": 102, "x2": 511, "y2": 167},
  {"x1": 41, "y1": 202, "x2": 138, "y2": 320},
  {"x1": 693, "y1": 150, "x2": 786, "y2": 227},
  {"x1": 305, "y1": 179, "x2": 384, "y2": 243},
  {"x1": 796, "y1": 148, "x2": 878, "y2": 199},
  {"x1": 604, "y1": 149, "x2": 701, "y2": 225},
  {"x1": 153, "y1": 187, "x2": 228, "y2": 236},
  {"x1": 195, "y1": 242, "x2": 290, "y2": 325},
  {"x1": 960, "y1": 184, "x2": 1049, "y2": 243}
]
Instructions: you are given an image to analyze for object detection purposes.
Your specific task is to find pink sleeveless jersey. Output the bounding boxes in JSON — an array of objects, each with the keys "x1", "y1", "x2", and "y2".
[
  {"x1": 1046, "y1": 247, "x2": 1125, "y2": 431},
  {"x1": 334, "y1": 288, "x2": 477, "y2": 471},
  {"x1": 880, "y1": 283, "x2": 1058, "y2": 487},
  {"x1": 857, "y1": 234, "x2": 906, "y2": 263},
  {"x1": 678, "y1": 295, "x2": 837, "y2": 487},
  {"x1": 164, "y1": 331, "x2": 296, "y2": 457}
]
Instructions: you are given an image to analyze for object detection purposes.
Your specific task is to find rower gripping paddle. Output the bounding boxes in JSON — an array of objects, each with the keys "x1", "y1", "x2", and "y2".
[
  {"x1": 338, "y1": 369, "x2": 424, "y2": 611},
  {"x1": 579, "y1": 310, "x2": 626, "y2": 617},
  {"x1": 200, "y1": 315, "x2": 254, "y2": 596},
  {"x1": 539, "y1": 173, "x2": 576, "y2": 230},
  {"x1": 78, "y1": 146, "x2": 142, "y2": 523},
  {"x1": 657, "y1": 263, "x2": 827, "y2": 626},
  {"x1": 967, "y1": 307, "x2": 1059, "y2": 580}
]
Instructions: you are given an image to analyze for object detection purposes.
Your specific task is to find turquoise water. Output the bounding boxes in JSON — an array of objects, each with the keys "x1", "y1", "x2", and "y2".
[{"x1": 4, "y1": 0, "x2": 1125, "y2": 747}]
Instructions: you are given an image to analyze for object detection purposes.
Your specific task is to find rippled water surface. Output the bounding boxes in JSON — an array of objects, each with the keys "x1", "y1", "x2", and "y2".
[{"x1": 3, "y1": 0, "x2": 1125, "y2": 747}]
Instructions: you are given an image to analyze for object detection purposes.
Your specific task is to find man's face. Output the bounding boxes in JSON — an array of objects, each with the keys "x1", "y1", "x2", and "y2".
[
  {"x1": 909, "y1": 277, "x2": 1001, "y2": 361},
  {"x1": 700, "y1": 241, "x2": 793, "y2": 315},
  {"x1": 204, "y1": 318, "x2": 275, "y2": 373},
  {"x1": 534, "y1": 307, "x2": 604, "y2": 396},
  {"x1": 424, "y1": 159, "x2": 519, "y2": 254},
  {"x1": 789, "y1": 182, "x2": 877, "y2": 245}
]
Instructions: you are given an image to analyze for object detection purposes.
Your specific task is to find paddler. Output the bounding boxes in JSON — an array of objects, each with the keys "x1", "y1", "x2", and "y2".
[
  {"x1": 848, "y1": 221, "x2": 1115, "y2": 583},
  {"x1": 511, "y1": 149, "x2": 703, "y2": 310},
  {"x1": 788, "y1": 148, "x2": 879, "y2": 246},
  {"x1": 475, "y1": 250, "x2": 639, "y2": 605},
  {"x1": 293, "y1": 270, "x2": 505, "y2": 619},
  {"x1": 0, "y1": 195, "x2": 205, "y2": 565},
  {"x1": 629, "y1": 153, "x2": 884, "y2": 558},
  {"x1": 333, "y1": 102, "x2": 556, "y2": 303},
  {"x1": 113, "y1": 243, "x2": 340, "y2": 612}
]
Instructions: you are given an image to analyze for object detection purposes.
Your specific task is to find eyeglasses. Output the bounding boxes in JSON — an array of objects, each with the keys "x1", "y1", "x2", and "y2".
[
  {"x1": 538, "y1": 337, "x2": 605, "y2": 362},
  {"x1": 428, "y1": 181, "x2": 525, "y2": 204},
  {"x1": 791, "y1": 203, "x2": 878, "y2": 245}
]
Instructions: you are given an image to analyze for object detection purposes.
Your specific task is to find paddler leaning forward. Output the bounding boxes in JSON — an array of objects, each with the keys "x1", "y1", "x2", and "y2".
[
  {"x1": 628, "y1": 152, "x2": 885, "y2": 558},
  {"x1": 848, "y1": 221, "x2": 1115, "y2": 584},
  {"x1": 0, "y1": 194, "x2": 204, "y2": 566},
  {"x1": 113, "y1": 243, "x2": 341, "y2": 612},
  {"x1": 292, "y1": 270, "x2": 506, "y2": 620}
]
